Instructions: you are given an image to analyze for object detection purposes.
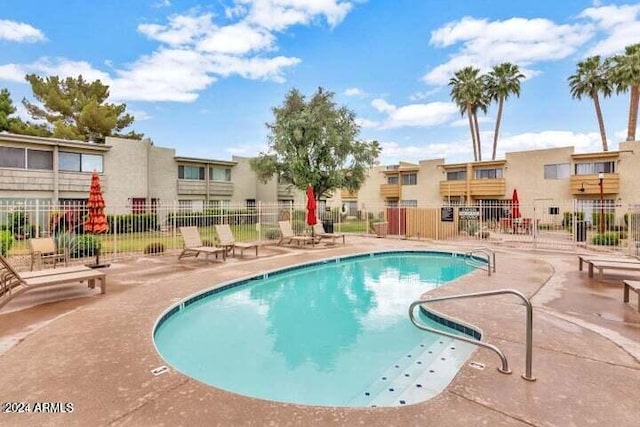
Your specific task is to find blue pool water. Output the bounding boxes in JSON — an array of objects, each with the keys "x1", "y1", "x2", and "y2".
[{"x1": 154, "y1": 251, "x2": 480, "y2": 407}]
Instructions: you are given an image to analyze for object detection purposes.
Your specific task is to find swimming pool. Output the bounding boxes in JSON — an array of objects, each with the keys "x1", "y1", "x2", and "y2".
[{"x1": 154, "y1": 251, "x2": 482, "y2": 407}]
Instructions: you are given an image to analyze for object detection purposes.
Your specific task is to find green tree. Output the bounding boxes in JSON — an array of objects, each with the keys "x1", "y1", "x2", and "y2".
[
  {"x1": 250, "y1": 87, "x2": 381, "y2": 200},
  {"x1": 22, "y1": 74, "x2": 142, "y2": 143},
  {"x1": 486, "y1": 63, "x2": 525, "y2": 160},
  {"x1": 568, "y1": 56, "x2": 612, "y2": 151},
  {"x1": 609, "y1": 43, "x2": 640, "y2": 142},
  {"x1": 0, "y1": 88, "x2": 17, "y2": 131},
  {"x1": 0, "y1": 88, "x2": 52, "y2": 136},
  {"x1": 449, "y1": 66, "x2": 488, "y2": 161}
]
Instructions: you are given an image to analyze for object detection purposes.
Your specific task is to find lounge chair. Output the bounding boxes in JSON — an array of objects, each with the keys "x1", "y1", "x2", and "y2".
[
  {"x1": 214, "y1": 224, "x2": 259, "y2": 257},
  {"x1": 277, "y1": 221, "x2": 317, "y2": 246},
  {"x1": 0, "y1": 255, "x2": 106, "y2": 310},
  {"x1": 312, "y1": 223, "x2": 345, "y2": 245},
  {"x1": 29, "y1": 237, "x2": 68, "y2": 271},
  {"x1": 178, "y1": 226, "x2": 226, "y2": 262}
]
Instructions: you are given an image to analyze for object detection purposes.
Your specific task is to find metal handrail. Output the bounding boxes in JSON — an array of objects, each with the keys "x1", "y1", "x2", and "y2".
[
  {"x1": 464, "y1": 247, "x2": 495, "y2": 275},
  {"x1": 408, "y1": 288, "x2": 535, "y2": 381}
]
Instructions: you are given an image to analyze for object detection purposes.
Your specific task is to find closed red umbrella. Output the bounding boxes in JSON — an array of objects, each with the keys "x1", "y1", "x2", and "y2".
[
  {"x1": 511, "y1": 188, "x2": 521, "y2": 219},
  {"x1": 85, "y1": 171, "x2": 109, "y2": 267},
  {"x1": 306, "y1": 184, "x2": 317, "y2": 227}
]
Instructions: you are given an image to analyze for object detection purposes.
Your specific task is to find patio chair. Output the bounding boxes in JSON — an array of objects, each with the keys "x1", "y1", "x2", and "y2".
[
  {"x1": 277, "y1": 221, "x2": 317, "y2": 246},
  {"x1": 214, "y1": 224, "x2": 259, "y2": 257},
  {"x1": 28, "y1": 237, "x2": 69, "y2": 271},
  {"x1": 0, "y1": 254, "x2": 106, "y2": 310},
  {"x1": 312, "y1": 223, "x2": 345, "y2": 245},
  {"x1": 178, "y1": 226, "x2": 226, "y2": 262}
]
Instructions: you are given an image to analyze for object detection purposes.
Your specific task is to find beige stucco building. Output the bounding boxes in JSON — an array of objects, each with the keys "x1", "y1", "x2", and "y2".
[{"x1": 0, "y1": 133, "x2": 305, "y2": 212}]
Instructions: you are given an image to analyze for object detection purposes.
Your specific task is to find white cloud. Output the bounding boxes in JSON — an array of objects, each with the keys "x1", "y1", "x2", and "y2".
[
  {"x1": 197, "y1": 23, "x2": 275, "y2": 54},
  {"x1": 409, "y1": 88, "x2": 441, "y2": 101},
  {"x1": 138, "y1": 13, "x2": 215, "y2": 47},
  {"x1": 344, "y1": 87, "x2": 364, "y2": 96},
  {"x1": 423, "y1": 16, "x2": 593, "y2": 85},
  {"x1": 0, "y1": 64, "x2": 27, "y2": 82},
  {"x1": 371, "y1": 98, "x2": 395, "y2": 113},
  {"x1": 355, "y1": 117, "x2": 379, "y2": 128},
  {"x1": 494, "y1": 130, "x2": 612, "y2": 158},
  {"x1": 239, "y1": 0, "x2": 353, "y2": 31},
  {"x1": 128, "y1": 109, "x2": 152, "y2": 121},
  {"x1": 0, "y1": 19, "x2": 46, "y2": 43},
  {"x1": 371, "y1": 99, "x2": 458, "y2": 129},
  {"x1": 378, "y1": 140, "x2": 471, "y2": 164},
  {"x1": 579, "y1": 4, "x2": 640, "y2": 56}
]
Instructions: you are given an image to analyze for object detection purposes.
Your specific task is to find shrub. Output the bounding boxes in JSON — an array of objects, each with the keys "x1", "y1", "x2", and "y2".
[
  {"x1": 108, "y1": 214, "x2": 158, "y2": 233},
  {"x1": 144, "y1": 242, "x2": 166, "y2": 254},
  {"x1": 264, "y1": 227, "x2": 281, "y2": 240},
  {"x1": 292, "y1": 219, "x2": 306, "y2": 235},
  {"x1": 9, "y1": 209, "x2": 33, "y2": 239},
  {"x1": 69, "y1": 234, "x2": 101, "y2": 258},
  {"x1": 592, "y1": 232, "x2": 619, "y2": 246},
  {"x1": 201, "y1": 239, "x2": 216, "y2": 247},
  {"x1": 0, "y1": 230, "x2": 14, "y2": 256},
  {"x1": 55, "y1": 232, "x2": 74, "y2": 254},
  {"x1": 591, "y1": 212, "x2": 615, "y2": 231}
]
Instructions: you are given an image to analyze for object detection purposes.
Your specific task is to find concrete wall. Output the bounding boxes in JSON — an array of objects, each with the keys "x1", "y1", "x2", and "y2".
[
  {"x1": 103, "y1": 137, "x2": 149, "y2": 207},
  {"x1": 148, "y1": 144, "x2": 178, "y2": 204},
  {"x1": 505, "y1": 146, "x2": 575, "y2": 218}
]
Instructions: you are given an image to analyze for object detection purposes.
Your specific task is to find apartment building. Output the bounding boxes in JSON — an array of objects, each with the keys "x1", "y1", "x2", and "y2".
[
  {"x1": 330, "y1": 140, "x2": 640, "y2": 225},
  {"x1": 0, "y1": 132, "x2": 304, "y2": 212}
]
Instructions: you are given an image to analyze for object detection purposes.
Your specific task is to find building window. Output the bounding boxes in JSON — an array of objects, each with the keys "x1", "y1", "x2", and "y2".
[
  {"x1": 575, "y1": 161, "x2": 615, "y2": 175},
  {"x1": 27, "y1": 149, "x2": 53, "y2": 170},
  {"x1": 59, "y1": 152, "x2": 104, "y2": 172},
  {"x1": 178, "y1": 165, "x2": 205, "y2": 180},
  {"x1": 446, "y1": 170, "x2": 467, "y2": 181},
  {"x1": 544, "y1": 163, "x2": 570, "y2": 179},
  {"x1": 0, "y1": 146, "x2": 26, "y2": 168},
  {"x1": 400, "y1": 200, "x2": 417, "y2": 207},
  {"x1": 401, "y1": 173, "x2": 417, "y2": 185},
  {"x1": 210, "y1": 166, "x2": 231, "y2": 181},
  {"x1": 387, "y1": 175, "x2": 399, "y2": 185},
  {"x1": 208, "y1": 200, "x2": 230, "y2": 209},
  {"x1": 475, "y1": 168, "x2": 503, "y2": 179},
  {"x1": 344, "y1": 200, "x2": 358, "y2": 216}
]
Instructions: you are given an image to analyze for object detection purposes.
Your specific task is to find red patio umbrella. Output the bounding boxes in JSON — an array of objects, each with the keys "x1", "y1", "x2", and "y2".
[
  {"x1": 85, "y1": 171, "x2": 109, "y2": 267},
  {"x1": 306, "y1": 184, "x2": 317, "y2": 229},
  {"x1": 511, "y1": 188, "x2": 521, "y2": 219}
]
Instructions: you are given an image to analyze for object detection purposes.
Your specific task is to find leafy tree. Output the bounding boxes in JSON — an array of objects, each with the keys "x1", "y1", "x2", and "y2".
[
  {"x1": 449, "y1": 67, "x2": 488, "y2": 161},
  {"x1": 22, "y1": 74, "x2": 142, "y2": 143},
  {"x1": 609, "y1": 43, "x2": 640, "y2": 142},
  {"x1": 568, "y1": 56, "x2": 612, "y2": 151},
  {"x1": 0, "y1": 88, "x2": 17, "y2": 131},
  {"x1": 486, "y1": 63, "x2": 525, "y2": 160},
  {"x1": 250, "y1": 87, "x2": 381, "y2": 200},
  {"x1": 0, "y1": 88, "x2": 52, "y2": 136}
]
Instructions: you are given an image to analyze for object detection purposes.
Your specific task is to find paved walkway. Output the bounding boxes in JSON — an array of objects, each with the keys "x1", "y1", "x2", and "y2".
[{"x1": 0, "y1": 237, "x2": 639, "y2": 426}]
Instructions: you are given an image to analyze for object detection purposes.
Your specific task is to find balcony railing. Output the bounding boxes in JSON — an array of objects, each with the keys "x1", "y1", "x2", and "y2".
[
  {"x1": 380, "y1": 183, "x2": 400, "y2": 198},
  {"x1": 570, "y1": 173, "x2": 619, "y2": 195}
]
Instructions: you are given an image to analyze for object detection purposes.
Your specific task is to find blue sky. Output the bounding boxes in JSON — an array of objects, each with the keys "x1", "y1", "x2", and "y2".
[{"x1": 0, "y1": 0, "x2": 639, "y2": 165}]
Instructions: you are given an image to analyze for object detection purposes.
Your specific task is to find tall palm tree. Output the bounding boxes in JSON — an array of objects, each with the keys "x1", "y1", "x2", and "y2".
[
  {"x1": 486, "y1": 63, "x2": 525, "y2": 160},
  {"x1": 568, "y1": 56, "x2": 613, "y2": 151},
  {"x1": 609, "y1": 43, "x2": 640, "y2": 142},
  {"x1": 449, "y1": 66, "x2": 486, "y2": 161}
]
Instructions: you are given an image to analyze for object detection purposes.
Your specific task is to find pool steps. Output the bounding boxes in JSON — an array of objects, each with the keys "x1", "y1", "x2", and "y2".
[{"x1": 348, "y1": 337, "x2": 475, "y2": 407}]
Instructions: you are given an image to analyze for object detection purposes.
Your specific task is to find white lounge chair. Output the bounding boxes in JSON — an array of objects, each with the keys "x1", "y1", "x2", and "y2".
[
  {"x1": 215, "y1": 224, "x2": 259, "y2": 257},
  {"x1": 0, "y1": 255, "x2": 106, "y2": 310},
  {"x1": 312, "y1": 223, "x2": 345, "y2": 245},
  {"x1": 178, "y1": 226, "x2": 226, "y2": 262},
  {"x1": 277, "y1": 221, "x2": 317, "y2": 246},
  {"x1": 178, "y1": 227, "x2": 227, "y2": 261}
]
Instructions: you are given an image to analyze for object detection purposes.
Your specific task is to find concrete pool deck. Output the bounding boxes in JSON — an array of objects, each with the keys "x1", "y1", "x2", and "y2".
[{"x1": 0, "y1": 236, "x2": 639, "y2": 426}]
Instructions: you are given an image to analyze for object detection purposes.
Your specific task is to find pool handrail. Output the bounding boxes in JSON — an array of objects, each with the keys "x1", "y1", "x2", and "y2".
[
  {"x1": 464, "y1": 247, "x2": 495, "y2": 275},
  {"x1": 409, "y1": 288, "x2": 535, "y2": 381}
]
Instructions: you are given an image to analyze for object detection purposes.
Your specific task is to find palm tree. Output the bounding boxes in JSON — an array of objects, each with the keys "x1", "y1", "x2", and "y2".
[
  {"x1": 449, "y1": 67, "x2": 486, "y2": 161},
  {"x1": 486, "y1": 63, "x2": 525, "y2": 160},
  {"x1": 568, "y1": 56, "x2": 613, "y2": 151},
  {"x1": 609, "y1": 43, "x2": 640, "y2": 142}
]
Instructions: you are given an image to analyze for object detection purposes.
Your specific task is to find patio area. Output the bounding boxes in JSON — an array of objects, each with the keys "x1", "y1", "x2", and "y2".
[{"x1": 0, "y1": 236, "x2": 639, "y2": 426}]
